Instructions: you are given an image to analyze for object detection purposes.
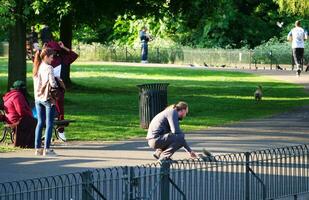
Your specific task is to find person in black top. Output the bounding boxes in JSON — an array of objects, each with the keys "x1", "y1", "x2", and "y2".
[{"x1": 139, "y1": 26, "x2": 151, "y2": 63}]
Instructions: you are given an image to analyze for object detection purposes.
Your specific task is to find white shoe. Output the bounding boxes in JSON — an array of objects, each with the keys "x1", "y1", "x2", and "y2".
[
  {"x1": 58, "y1": 131, "x2": 67, "y2": 141},
  {"x1": 35, "y1": 149, "x2": 43, "y2": 156},
  {"x1": 43, "y1": 149, "x2": 57, "y2": 157}
]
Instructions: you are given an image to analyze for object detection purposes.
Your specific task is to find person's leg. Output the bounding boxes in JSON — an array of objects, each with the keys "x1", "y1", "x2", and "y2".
[
  {"x1": 293, "y1": 48, "x2": 302, "y2": 76},
  {"x1": 141, "y1": 43, "x2": 146, "y2": 61},
  {"x1": 55, "y1": 90, "x2": 66, "y2": 141},
  {"x1": 42, "y1": 101, "x2": 55, "y2": 149},
  {"x1": 160, "y1": 134, "x2": 186, "y2": 159},
  {"x1": 298, "y1": 48, "x2": 304, "y2": 69},
  {"x1": 148, "y1": 139, "x2": 163, "y2": 159},
  {"x1": 144, "y1": 43, "x2": 148, "y2": 62},
  {"x1": 34, "y1": 101, "x2": 45, "y2": 150},
  {"x1": 55, "y1": 90, "x2": 65, "y2": 122}
]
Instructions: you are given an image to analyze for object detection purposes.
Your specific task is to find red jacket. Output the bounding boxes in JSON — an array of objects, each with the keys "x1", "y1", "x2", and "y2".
[{"x1": 3, "y1": 90, "x2": 33, "y2": 124}]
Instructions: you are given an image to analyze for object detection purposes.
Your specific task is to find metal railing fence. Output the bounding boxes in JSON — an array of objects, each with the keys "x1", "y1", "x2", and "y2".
[
  {"x1": 1, "y1": 42, "x2": 308, "y2": 69},
  {"x1": 73, "y1": 43, "x2": 309, "y2": 68},
  {"x1": 1, "y1": 144, "x2": 309, "y2": 200}
]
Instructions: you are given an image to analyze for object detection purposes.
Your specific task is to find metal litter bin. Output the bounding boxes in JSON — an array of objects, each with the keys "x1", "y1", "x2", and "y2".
[{"x1": 137, "y1": 83, "x2": 169, "y2": 129}]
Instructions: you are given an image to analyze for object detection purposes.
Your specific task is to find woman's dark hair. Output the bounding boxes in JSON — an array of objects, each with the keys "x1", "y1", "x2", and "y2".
[{"x1": 33, "y1": 48, "x2": 55, "y2": 76}]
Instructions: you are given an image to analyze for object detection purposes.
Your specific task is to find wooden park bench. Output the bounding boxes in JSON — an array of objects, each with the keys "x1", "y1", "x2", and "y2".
[{"x1": 0, "y1": 110, "x2": 75, "y2": 143}]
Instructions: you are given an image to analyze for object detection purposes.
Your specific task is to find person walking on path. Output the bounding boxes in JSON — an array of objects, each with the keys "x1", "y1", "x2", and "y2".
[
  {"x1": 287, "y1": 20, "x2": 308, "y2": 77},
  {"x1": 33, "y1": 48, "x2": 58, "y2": 156},
  {"x1": 139, "y1": 26, "x2": 152, "y2": 63},
  {"x1": 146, "y1": 101, "x2": 197, "y2": 161}
]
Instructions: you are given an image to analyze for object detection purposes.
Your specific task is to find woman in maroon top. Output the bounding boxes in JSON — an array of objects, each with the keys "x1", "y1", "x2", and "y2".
[{"x1": 45, "y1": 41, "x2": 78, "y2": 141}]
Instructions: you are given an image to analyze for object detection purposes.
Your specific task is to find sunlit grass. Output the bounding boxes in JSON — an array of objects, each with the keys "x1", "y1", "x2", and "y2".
[
  {"x1": 1, "y1": 58, "x2": 309, "y2": 141},
  {"x1": 0, "y1": 145, "x2": 17, "y2": 153}
]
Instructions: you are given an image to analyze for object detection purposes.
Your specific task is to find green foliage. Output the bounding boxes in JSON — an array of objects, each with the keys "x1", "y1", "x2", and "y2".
[
  {"x1": 275, "y1": 0, "x2": 309, "y2": 16},
  {"x1": 106, "y1": 0, "x2": 289, "y2": 49},
  {"x1": 0, "y1": 145, "x2": 17, "y2": 153},
  {"x1": 110, "y1": 14, "x2": 180, "y2": 48},
  {"x1": 0, "y1": 0, "x2": 15, "y2": 29}
]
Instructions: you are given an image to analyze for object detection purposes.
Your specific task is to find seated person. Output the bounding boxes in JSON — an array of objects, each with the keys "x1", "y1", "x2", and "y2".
[
  {"x1": 3, "y1": 81, "x2": 33, "y2": 124},
  {"x1": 2, "y1": 80, "x2": 36, "y2": 148}
]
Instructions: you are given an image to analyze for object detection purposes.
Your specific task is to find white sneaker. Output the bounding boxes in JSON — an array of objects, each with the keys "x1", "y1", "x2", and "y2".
[
  {"x1": 35, "y1": 149, "x2": 43, "y2": 156},
  {"x1": 58, "y1": 131, "x2": 67, "y2": 141},
  {"x1": 43, "y1": 149, "x2": 57, "y2": 157}
]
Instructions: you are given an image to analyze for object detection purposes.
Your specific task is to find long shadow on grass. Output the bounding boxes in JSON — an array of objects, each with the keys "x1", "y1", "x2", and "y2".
[
  {"x1": 68, "y1": 77, "x2": 306, "y2": 98},
  {"x1": 72, "y1": 65, "x2": 255, "y2": 78}
]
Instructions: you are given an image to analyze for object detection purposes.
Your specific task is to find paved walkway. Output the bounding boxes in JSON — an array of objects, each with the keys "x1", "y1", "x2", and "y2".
[{"x1": 1, "y1": 64, "x2": 309, "y2": 183}]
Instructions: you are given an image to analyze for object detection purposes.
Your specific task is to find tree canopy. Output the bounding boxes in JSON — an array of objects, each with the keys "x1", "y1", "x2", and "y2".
[
  {"x1": 275, "y1": 0, "x2": 309, "y2": 17},
  {"x1": 0, "y1": 0, "x2": 308, "y2": 89}
]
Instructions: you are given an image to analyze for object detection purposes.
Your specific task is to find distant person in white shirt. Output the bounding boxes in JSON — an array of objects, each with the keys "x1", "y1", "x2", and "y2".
[{"x1": 287, "y1": 20, "x2": 308, "y2": 77}]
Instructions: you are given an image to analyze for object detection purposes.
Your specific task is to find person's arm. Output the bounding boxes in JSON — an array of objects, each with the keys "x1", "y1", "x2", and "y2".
[
  {"x1": 167, "y1": 110, "x2": 195, "y2": 154},
  {"x1": 47, "y1": 66, "x2": 58, "y2": 88},
  {"x1": 166, "y1": 109, "x2": 183, "y2": 134},
  {"x1": 58, "y1": 41, "x2": 79, "y2": 65},
  {"x1": 287, "y1": 31, "x2": 292, "y2": 41}
]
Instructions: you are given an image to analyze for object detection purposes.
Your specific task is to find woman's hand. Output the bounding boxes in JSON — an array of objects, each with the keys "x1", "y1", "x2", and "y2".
[{"x1": 58, "y1": 41, "x2": 70, "y2": 52}]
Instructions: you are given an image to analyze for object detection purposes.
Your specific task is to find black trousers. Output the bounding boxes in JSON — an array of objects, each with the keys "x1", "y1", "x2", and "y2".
[
  {"x1": 148, "y1": 133, "x2": 186, "y2": 158},
  {"x1": 292, "y1": 48, "x2": 304, "y2": 69}
]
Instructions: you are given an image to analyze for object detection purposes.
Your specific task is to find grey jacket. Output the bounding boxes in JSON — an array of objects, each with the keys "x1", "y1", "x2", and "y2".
[{"x1": 147, "y1": 107, "x2": 191, "y2": 152}]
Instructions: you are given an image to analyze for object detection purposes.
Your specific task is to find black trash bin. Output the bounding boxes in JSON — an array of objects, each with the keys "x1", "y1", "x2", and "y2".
[{"x1": 137, "y1": 83, "x2": 169, "y2": 129}]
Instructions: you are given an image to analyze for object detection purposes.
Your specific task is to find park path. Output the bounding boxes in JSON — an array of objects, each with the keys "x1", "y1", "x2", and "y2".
[{"x1": 1, "y1": 63, "x2": 309, "y2": 183}]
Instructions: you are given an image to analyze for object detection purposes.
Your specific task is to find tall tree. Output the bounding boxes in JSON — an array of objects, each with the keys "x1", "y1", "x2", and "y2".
[
  {"x1": 59, "y1": 13, "x2": 73, "y2": 84},
  {"x1": 31, "y1": 0, "x2": 167, "y2": 86},
  {"x1": 0, "y1": 0, "x2": 29, "y2": 90}
]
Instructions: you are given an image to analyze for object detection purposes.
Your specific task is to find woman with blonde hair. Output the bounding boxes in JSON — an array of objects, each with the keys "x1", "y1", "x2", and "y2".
[{"x1": 33, "y1": 48, "x2": 58, "y2": 156}]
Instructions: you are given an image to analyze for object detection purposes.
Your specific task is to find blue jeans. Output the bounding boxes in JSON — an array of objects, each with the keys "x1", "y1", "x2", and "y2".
[
  {"x1": 35, "y1": 100, "x2": 55, "y2": 149},
  {"x1": 141, "y1": 42, "x2": 148, "y2": 61}
]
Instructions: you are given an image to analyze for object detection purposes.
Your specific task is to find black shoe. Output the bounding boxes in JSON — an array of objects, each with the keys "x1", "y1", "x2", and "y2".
[
  {"x1": 152, "y1": 149, "x2": 162, "y2": 160},
  {"x1": 159, "y1": 157, "x2": 176, "y2": 164},
  {"x1": 297, "y1": 69, "x2": 301, "y2": 77}
]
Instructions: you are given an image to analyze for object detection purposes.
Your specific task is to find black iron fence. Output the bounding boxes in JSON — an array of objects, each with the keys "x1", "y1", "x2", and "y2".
[
  {"x1": 72, "y1": 43, "x2": 309, "y2": 69},
  {"x1": 1, "y1": 144, "x2": 309, "y2": 200},
  {"x1": 1, "y1": 42, "x2": 309, "y2": 69}
]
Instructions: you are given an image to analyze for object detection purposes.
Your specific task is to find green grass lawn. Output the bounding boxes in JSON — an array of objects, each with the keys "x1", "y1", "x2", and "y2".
[
  {"x1": 1, "y1": 57, "x2": 309, "y2": 141},
  {"x1": 0, "y1": 145, "x2": 17, "y2": 153}
]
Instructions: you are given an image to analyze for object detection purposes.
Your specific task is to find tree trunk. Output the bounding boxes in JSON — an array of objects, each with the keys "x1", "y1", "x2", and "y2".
[
  {"x1": 8, "y1": 0, "x2": 26, "y2": 91},
  {"x1": 60, "y1": 13, "x2": 73, "y2": 86}
]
